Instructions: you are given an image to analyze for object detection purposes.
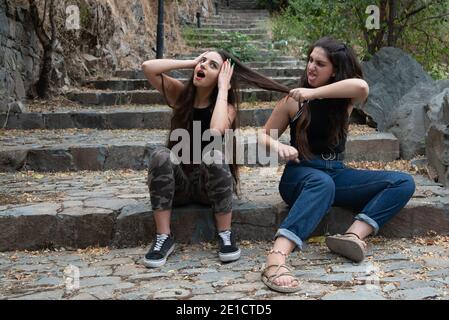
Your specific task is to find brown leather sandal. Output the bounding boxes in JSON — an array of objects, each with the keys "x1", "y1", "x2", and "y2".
[
  {"x1": 325, "y1": 232, "x2": 367, "y2": 263},
  {"x1": 261, "y1": 263, "x2": 301, "y2": 293}
]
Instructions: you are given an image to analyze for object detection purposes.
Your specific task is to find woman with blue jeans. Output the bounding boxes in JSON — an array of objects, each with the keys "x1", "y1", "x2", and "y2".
[{"x1": 258, "y1": 37, "x2": 416, "y2": 293}]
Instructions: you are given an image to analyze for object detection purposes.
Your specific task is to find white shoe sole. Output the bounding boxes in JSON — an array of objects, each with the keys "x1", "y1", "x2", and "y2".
[
  {"x1": 219, "y1": 248, "x2": 241, "y2": 262},
  {"x1": 143, "y1": 244, "x2": 175, "y2": 268}
]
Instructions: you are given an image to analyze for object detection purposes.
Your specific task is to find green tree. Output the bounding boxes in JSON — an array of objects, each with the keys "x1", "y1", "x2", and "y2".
[{"x1": 268, "y1": 0, "x2": 449, "y2": 78}]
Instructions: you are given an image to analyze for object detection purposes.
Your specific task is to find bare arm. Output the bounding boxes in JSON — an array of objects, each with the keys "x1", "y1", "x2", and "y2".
[
  {"x1": 313, "y1": 79, "x2": 369, "y2": 104},
  {"x1": 210, "y1": 60, "x2": 236, "y2": 135},
  {"x1": 141, "y1": 58, "x2": 196, "y2": 107},
  {"x1": 289, "y1": 79, "x2": 369, "y2": 104},
  {"x1": 258, "y1": 96, "x2": 300, "y2": 163}
]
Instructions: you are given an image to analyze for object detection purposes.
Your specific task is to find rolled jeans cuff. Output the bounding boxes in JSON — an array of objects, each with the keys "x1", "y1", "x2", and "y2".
[
  {"x1": 275, "y1": 228, "x2": 304, "y2": 251},
  {"x1": 355, "y1": 213, "x2": 380, "y2": 235}
]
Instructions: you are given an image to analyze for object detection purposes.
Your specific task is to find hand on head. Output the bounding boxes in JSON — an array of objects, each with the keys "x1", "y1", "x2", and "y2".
[{"x1": 218, "y1": 59, "x2": 234, "y2": 90}]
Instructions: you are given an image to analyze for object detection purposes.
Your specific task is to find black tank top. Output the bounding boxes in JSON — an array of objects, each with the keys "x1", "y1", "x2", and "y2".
[
  {"x1": 168, "y1": 105, "x2": 215, "y2": 166},
  {"x1": 290, "y1": 99, "x2": 348, "y2": 155},
  {"x1": 193, "y1": 105, "x2": 213, "y2": 153}
]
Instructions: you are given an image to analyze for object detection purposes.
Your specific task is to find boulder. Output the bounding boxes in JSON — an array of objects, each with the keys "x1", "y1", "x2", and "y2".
[
  {"x1": 359, "y1": 47, "x2": 432, "y2": 131},
  {"x1": 387, "y1": 80, "x2": 449, "y2": 159},
  {"x1": 425, "y1": 88, "x2": 449, "y2": 186}
]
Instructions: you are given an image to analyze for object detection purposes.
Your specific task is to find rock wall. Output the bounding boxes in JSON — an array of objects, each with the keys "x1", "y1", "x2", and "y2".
[
  {"x1": 0, "y1": 0, "x2": 40, "y2": 112},
  {"x1": 0, "y1": 0, "x2": 212, "y2": 109}
]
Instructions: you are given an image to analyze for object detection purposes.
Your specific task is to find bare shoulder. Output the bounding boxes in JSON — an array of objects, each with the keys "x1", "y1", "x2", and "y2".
[{"x1": 281, "y1": 97, "x2": 301, "y2": 120}]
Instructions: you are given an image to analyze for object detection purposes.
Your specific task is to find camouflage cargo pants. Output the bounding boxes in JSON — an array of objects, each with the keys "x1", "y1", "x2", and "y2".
[{"x1": 147, "y1": 147, "x2": 233, "y2": 214}]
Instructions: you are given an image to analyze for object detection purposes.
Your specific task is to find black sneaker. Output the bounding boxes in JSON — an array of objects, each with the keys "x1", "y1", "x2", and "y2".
[
  {"x1": 143, "y1": 233, "x2": 175, "y2": 268},
  {"x1": 217, "y1": 229, "x2": 241, "y2": 262}
]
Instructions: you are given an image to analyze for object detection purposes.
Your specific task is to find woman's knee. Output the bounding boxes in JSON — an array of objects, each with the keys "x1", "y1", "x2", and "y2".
[
  {"x1": 148, "y1": 147, "x2": 175, "y2": 184},
  {"x1": 395, "y1": 172, "x2": 416, "y2": 198},
  {"x1": 149, "y1": 147, "x2": 172, "y2": 171}
]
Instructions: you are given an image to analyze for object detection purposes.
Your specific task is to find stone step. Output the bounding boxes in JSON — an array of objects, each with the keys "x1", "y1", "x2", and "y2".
[
  {"x1": 0, "y1": 106, "x2": 275, "y2": 129},
  {"x1": 194, "y1": 27, "x2": 267, "y2": 34},
  {"x1": 173, "y1": 59, "x2": 301, "y2": 68},
  {"x1": 213, "y1": 10, "x2": 268, "y2": 14},
  {"x1": 0, "y1": 128, "x2": 399, "y2": 172},
  {"x1": 0, "y1": 167, "x2": 446, "y2": 251},
  {"x1": 213, "y1": 8, "x2": 269, "y2": 13},
  {"x1": 115, "y1": 67, "x2": 305, "y2": 79},
  {"x1": 65, "y1": 89, "x2": 286, "y2": 105},
  {"x1": 186, "y1": 39, "x2": 270, "y2": 49},
  {"x1": 185, "y1": 32, "x2": 267, "y2": 41},
  {"x1": 218, "y1": 9, "x2": 267, "y2": 13},
  {"x1": 177, "y1": 54, "x2": 300, "y2": 62},
  {"x1": 201, "y1": 23, "x2": 261, "y2": 29},
  {"x1": 209, "y1": 14, "x2": 269, "y2": 20},
  {"x1": 223, "y1": 1, "x2": 260, "y2": 9},
  {"x1": 186, "y1": 48, "x2": 287, "y2": 58},
  {"x1": 0, "y1": 105, "x2": 366, "y2": 130},
  {"x1": 188, "y1": 28, "x2": 268, "y2": 35},
  {"x1": 82, "y1": 77, "x2": 300, "y2": 91},
  {"x1": 203, "y1": 16, "x2": 267, "y2": 22}
]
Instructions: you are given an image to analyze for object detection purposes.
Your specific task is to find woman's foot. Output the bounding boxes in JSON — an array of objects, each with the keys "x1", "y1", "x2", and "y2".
[
  {"x1": 217, "y1": 229, "x2": 241, "y2": 263},
  {"x1": 261, "y1": 251, "x2": 300, "y2": 293},
  {"x1": 143, "y1": 233, "x2": 175, "y2": 268},
  {"x1": 325, "y1": 232, "x2": 367, "y2": 263}
]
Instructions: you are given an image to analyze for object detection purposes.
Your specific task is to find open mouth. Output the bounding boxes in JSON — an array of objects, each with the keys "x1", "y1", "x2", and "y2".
[{"x1": 196, "y1": 70, "x2": 206, "y2": 79}]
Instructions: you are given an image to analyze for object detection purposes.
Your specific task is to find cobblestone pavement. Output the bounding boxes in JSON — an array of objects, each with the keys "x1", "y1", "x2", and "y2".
[
  {"x1": 0, "y1": 165, "x2": 447, "y2": 210},
  {"x1": 1, "y1": 237, "x2": 449, "y2": 300}
]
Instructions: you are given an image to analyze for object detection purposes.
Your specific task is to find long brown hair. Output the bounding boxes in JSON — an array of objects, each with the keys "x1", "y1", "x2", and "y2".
[
  {"x1": 296, "y1": 37, "x2": 364, "y2": 160},
  {"x1": 162, "y1": 50, "x2": 290, "y2": 193}
]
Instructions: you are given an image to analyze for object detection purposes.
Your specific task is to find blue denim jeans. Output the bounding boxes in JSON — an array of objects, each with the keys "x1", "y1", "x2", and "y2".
[{"x1": 276, "y1": 157, "x2": 416, "y2": 250}]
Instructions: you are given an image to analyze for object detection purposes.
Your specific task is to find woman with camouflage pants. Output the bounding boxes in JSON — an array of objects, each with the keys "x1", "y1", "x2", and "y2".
[{"x1": 141, "y1": 50, "x2": 289, "y2": 267}]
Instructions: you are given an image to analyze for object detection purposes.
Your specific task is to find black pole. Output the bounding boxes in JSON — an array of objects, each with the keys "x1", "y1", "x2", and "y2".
[
  {"x1": 196, "y1": 12, "x2": 201, "y2": 28},
  {"x1": 156, "y1": 0, "x2": 164, "y2": 59},
  {"x1": 214, "y1": 1, "x2": 219, "y2": 15}
]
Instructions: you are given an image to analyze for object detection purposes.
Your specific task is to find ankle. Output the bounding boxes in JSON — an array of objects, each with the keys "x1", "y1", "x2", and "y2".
[{"x1": 267, "y1": 252, "x2": 287, "y2": 264}]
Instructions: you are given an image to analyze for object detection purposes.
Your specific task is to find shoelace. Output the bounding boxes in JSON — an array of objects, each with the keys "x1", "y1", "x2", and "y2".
[
  {"x1": 219, "y1": 230, "x2": 232, "y2": 246},
  {"x1": 153, "y1": 234, "x2": 169, "y2": 251}
]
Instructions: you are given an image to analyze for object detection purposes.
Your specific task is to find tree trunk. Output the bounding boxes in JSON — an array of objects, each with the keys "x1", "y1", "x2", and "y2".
[
  {"x1": 387, "y1": 0, "x2": 398, "y2": 46},
  {"x1": 365, "y1": 0, "x2": 388, "y2": 55},
  {"x1": 29, "y1": 0, "x2": 56, "y2": 99},
  {"x1": 36, "y1": 44, "x2": 53, "y2": 98}
]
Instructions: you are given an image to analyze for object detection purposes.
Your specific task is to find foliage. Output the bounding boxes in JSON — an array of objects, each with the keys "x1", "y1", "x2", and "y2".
[
  {"x1": 256, "y1": 0, "x2": 289, "y2": 13},
  {"x1": 219, "y1": 31, "x2": 259, "y2": 62},
  {"x1": 183, "y1": 28, "x2": 259, "y2": 61},
  {"x1": 269, "y1": 0, "x2": 449, "y2": 79}
]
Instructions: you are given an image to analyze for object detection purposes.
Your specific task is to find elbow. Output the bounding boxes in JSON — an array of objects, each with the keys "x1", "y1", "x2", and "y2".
[
  {"x1": 141, "y1": 60, "x2": 152, "y2": 72},
  {"x1": 209, "y1": 127, "x2": 225, "y2": 136},
  {"x1": 358, "y1": 80, "x2": 369, "y2": 101}
]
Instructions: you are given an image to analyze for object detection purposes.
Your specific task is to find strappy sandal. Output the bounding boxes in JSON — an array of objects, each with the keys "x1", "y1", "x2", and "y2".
[
  {"x1": 325, "y1": 232, "x2": 367, "y2": 263},
  {"x1": 261, "y1": 263, "x2": 301, "y2": 293}
]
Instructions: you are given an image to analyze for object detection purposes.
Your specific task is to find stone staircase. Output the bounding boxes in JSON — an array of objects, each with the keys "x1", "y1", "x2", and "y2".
[{"x1": 0, "y1": 3, "x2": 448, "y2": 251}]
